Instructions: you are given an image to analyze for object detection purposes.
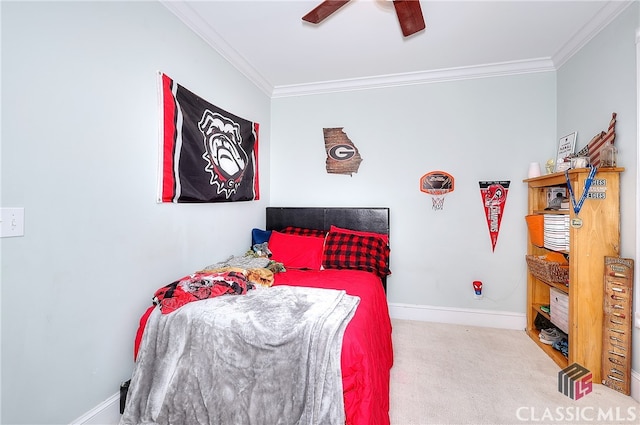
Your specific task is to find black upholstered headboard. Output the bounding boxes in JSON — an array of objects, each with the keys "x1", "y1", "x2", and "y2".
[
  {"x1": 266, "y1": 207, "x2": 390, "y2": 236},
  {"x1": 266, "y1": 207, "x2": 390, "y2": 291}
]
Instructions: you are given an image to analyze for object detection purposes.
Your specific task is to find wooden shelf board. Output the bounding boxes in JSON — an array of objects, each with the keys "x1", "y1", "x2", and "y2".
[
  {"x1": 532, "y1": 210, "x2": 570, "y2": 215},
  {"x1": 531, "y1": 275, "x2": 569, "y2": 294},
  {"x1": 546, "y1": 281, "x2": 569, "y2": 294},
  {"x1": 523, "y1": 167, "x2": 625, "y2": 185},
  {"x1": 526, "y1": 329, "x2": 568, "y2": 369},
  {"x1": 532, "y1": 304, "x2": 550, "y2": 320}
]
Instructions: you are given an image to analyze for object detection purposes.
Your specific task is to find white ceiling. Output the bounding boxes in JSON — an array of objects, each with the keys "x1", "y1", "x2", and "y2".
[{"x1": 162, "y1": 1, "x2": 633, "y2": 97}]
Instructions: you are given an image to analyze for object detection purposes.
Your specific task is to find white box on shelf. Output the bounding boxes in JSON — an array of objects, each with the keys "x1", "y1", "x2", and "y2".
[{"x1": 550, "y1": 287, "x2": 569, "y2": 334}]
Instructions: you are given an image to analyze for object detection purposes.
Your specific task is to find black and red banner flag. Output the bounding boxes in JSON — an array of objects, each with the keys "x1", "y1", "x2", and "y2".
[
  {"x1": 158, "y1": 72, "x2": 259, "y2": 203},
  {"x1": 479, "y1": 180, "x2": 510, "y2": 252}
]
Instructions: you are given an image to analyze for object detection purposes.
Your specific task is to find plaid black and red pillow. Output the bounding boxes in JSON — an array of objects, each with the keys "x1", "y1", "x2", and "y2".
[
  {"x1": 322, "y1": 232, "x2": 391, "y2": 279},
  {"x1": 279, "y1": 226, "x2": 327, "y2": 238},
  {"x1": 329, "y1": 225, "x2": 389, "y2": 244}
]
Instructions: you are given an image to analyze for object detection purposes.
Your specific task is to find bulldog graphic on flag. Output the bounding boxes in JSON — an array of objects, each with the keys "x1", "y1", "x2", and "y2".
[
  {"x1": 479, "y1": 181, "x2": 510, "y2": 252},
  {"x1": 158, "y1": 72, "x2": 259, "y2": 203}
]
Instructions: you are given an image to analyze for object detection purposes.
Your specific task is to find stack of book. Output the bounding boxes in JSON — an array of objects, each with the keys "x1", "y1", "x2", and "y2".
[{"x1": 543, "y1": 214, "x2": 570, "y2": 251}]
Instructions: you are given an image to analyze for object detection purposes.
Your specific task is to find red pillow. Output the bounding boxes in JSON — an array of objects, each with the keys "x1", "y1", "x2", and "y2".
[
  {"x1": 268, "y1": 231, "x2": 325, "y2": 270},
  {"x1": 329, "y1": 225, "x2": 389, "y2": 244}
]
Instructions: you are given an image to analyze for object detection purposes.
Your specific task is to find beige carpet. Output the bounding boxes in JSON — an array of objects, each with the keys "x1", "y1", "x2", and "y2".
[{"x1": 389, "y1": 319, "x2": 640, "y2": 425}]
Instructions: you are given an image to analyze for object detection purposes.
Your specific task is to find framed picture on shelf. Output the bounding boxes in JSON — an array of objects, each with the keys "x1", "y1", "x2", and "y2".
[
  {"x1": 555, "y1": 132, "x2": 577, "y2": 172},
  {"x1": 546, "y1": 187, "x2": 567, "y2": 210}
]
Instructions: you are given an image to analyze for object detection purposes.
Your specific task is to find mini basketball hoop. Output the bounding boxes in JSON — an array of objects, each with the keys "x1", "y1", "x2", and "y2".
[{"x1": 420, "y1": 171, "x2": 455, "y2": 210}]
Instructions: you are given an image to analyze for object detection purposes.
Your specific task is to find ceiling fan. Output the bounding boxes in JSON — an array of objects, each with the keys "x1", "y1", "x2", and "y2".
[{"x1": 302, "y1": 0, "x2": 426, "y2": 38}]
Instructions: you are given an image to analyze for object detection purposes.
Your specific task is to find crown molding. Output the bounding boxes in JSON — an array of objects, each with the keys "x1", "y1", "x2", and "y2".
[
  {"x1": 162, "y1": 0, "x2": 632, "y2": 99},
  {"x1": 160, "y1": 0, "x2": 273, "y2": 97},
  {"x1": 271, "y1": 59, "x2": 555, "y2": 98},
  {"x1": 553, "y1": 0, "x2": 635, "y2": 69}
]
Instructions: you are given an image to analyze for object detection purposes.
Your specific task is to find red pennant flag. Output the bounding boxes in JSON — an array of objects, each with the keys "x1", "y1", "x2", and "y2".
[{"x1": 479, "y1": 181, "x2": 510, "y2": 252}]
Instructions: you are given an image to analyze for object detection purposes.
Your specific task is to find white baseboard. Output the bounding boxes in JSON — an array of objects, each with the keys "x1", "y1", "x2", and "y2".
[
  {"x1": 388, "y1": 301, "x2": 527, "y2": 330},
  {"x1": 70, "y1": 304, "x2": 640, "y2": 423},
  {"x1": 631, "y1": 369, "x2": 640, "y2": 403},
  {"x1": 70, "y1": 392, "x2": 120, "y2": 425}
]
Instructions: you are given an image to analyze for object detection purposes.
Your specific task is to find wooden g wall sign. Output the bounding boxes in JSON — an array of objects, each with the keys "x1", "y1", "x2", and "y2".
[{"x1": 323, "y1": 128, "x2": 363, "y2": 176}]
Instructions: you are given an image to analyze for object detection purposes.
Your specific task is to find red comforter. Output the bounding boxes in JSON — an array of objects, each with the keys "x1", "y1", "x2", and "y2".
[
  {"x1": 274, "y1": 269, "x2": 393, "y2": 425},
  {"x1": 133, "y1": 268, "x2": 393, "y2": 425}
]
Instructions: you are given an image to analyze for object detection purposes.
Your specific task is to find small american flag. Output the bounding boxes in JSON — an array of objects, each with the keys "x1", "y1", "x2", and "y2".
[{"x1": 575, "y1": 113, "x2": 616, "y2": 167}]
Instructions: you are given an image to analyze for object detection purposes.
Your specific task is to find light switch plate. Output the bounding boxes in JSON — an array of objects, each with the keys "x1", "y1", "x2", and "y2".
[{"x1": 0, "y1": 208, "x2": 25, "y2": 237}]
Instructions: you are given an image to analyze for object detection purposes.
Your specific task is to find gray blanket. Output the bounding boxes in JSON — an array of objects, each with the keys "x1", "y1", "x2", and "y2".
[
  {"x1": 202, "y1": 254, "x2": 271, "y2": 271},
  {"x1": 120, "y1": 286, "x2": 359, "y2": 425}
]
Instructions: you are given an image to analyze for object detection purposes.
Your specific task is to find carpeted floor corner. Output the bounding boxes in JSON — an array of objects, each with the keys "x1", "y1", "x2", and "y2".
[{"x1": 389, "y1": 319, "x2": 639, "y2": 425}]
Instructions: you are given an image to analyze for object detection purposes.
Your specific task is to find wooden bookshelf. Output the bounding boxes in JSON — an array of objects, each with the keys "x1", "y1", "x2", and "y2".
[{"x1": 523, "y1": 168, "x2": 623, "y2": 382}]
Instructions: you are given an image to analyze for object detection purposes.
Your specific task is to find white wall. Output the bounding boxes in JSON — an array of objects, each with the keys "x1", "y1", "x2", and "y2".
[
  {"x1": 556, "y1": 1, "x2": 639, "y2": 381},
  {"x1": 271, "y1": 72, "x2": 557, "y2": 313},
  {"x1": 1, "y1": 2, "x2": 270, "y2": 423}
]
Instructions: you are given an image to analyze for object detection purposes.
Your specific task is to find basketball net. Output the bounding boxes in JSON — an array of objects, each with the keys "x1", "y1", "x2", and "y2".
[
  {"x1": 428, "y1": 189, "x2": 449, "y2": 210},
  {"x1": 420, "y1": 171, "x2": 455, "y2": 211}
]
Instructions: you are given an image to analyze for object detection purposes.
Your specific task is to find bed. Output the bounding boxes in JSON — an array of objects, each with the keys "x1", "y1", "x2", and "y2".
[{"x1": 120, "y1": 207, "x2": 393, "y2": 425}]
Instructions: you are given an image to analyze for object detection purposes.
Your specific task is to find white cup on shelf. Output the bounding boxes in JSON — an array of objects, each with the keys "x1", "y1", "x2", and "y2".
[{"x1": 528, "y1": 162, "x2": 542, "y2": 178}]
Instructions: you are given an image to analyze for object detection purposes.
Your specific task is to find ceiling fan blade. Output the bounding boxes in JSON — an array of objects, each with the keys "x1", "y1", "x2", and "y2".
[
  {"x1": 393, "y1": 0, "x2": 426, "y2": 37},
  {"x1": 302, "y1": 0, "x2": 350, "y2": 24}
]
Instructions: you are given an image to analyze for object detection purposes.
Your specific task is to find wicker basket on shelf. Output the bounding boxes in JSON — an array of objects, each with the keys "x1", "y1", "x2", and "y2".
[{"x1": 525, "y1": 254, "x2": 569, "y2": 285}]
